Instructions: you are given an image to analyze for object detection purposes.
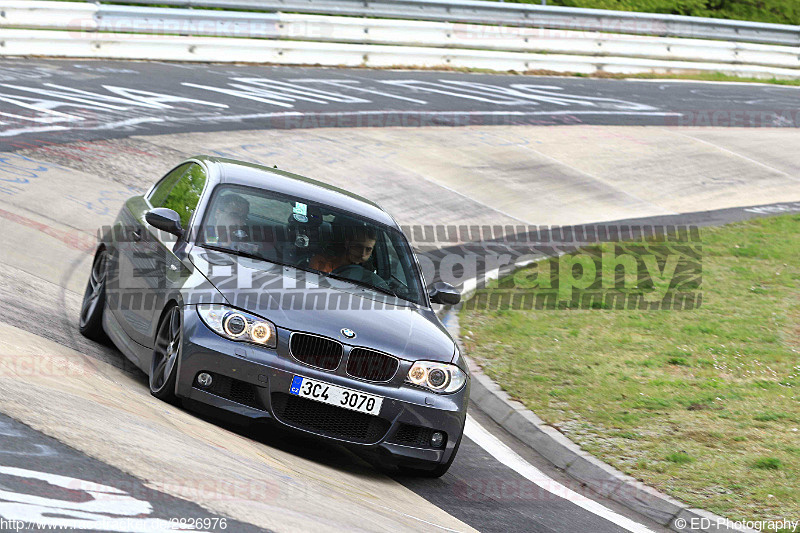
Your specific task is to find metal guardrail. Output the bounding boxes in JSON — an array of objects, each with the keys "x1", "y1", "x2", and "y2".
[
  {"x1": 83, "y1": 7, "x2": 799, "y2": 70},
  {"x1": 97, "y1": 5, "x2": 282, "y2": 39},
  {"x1": 6, "y1": 28, "x2": 800, "y2": 80},
  {"x1": 97, "y1": 0, "x2": 800, "y2": 46},
  {"x1": 0, "y1": 2, "x2": 798, "y2": 78}
]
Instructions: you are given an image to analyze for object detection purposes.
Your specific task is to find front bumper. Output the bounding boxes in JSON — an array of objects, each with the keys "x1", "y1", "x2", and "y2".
[{"x1": 176, "y1": 307, "x2": 469, "y2": 467}]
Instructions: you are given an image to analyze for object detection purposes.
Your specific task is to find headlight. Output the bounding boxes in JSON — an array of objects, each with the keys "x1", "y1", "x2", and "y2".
[
  {"x1": 406, "y1": 361, "x2": 467, "y2": 393},
  {"x1": 196, "y1": 304, "x2": 277, "y2": 349}
]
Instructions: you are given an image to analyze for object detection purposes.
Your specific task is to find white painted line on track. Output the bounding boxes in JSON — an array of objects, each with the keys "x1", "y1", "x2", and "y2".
[
  {"x1": 195, "y1": 111, "x2": 304, "y2": 122},
  {"x1": 0, "y1": 465, "x2": 192, "y2": 532},
  {"x1": 464, "y1": 415, "x2": 655, "y2": 533},
  {"x1": 217, "y1": 110, "x2": 683, "y2": 117},
  {"x1": 290, "y1": 78, "x2": 431, "y2": 104},
  {"x1": 94, "y1": 117, "x2": 166, "y2": 130},
  {"x1": 517, "y1": 111, "x2": 682, "y2": 116},
  {"x1": 186, "y1": 110, "x2": 682, "y2": 123},
  {"x1": 0, "y1": 109, "x2": 683, "y2": 140},
  {"x1": 0, "y1": 125, "x2": 69, "y2": 137}
]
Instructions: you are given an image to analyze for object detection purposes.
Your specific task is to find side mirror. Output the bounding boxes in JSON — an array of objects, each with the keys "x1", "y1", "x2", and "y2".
[
  {"x1": 145, "y1": 208, "x2": 183, "y2": 237},
  {"x1": 429, "y1": 281, "x2": 461, "y2": 306}
]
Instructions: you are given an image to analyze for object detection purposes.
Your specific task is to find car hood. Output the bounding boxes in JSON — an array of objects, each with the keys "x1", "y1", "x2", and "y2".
[{"x1": 190, "y1": 249, "x2": 455, "y2": 362}]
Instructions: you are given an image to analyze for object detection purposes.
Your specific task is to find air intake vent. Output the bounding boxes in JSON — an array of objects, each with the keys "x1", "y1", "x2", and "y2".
[
  {"x1": 289, "y1": 333, "x2": 343, "y2": 371},
  {"x1": 194, "y1": 372, "x2": 264, "y2": 410},
  {"x1": 390, "y1": 423, "x2": 446, "y2": 449},
  {"x1": 271, "y1": 393, "x2": 390, "y2": 443},
  {"x1": 346, "y1": 348, "x2": 399, "y2": 382}
]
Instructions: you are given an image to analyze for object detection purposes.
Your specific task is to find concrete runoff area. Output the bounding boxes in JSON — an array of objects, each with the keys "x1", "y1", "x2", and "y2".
[
  {"x1": 1, "y1": 124, "x2": 799, "y2": 532},
  {"x1": 17, "y1": 126, "x2": 800, "y2": 230}
]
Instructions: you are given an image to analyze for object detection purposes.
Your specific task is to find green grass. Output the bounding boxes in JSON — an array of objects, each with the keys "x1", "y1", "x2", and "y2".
[
  {"x1": 461, "y1": 213, "x2": 800, "y2": 522},
  {"x1": 666, "y1": 451, "x2": 695, "y2": 464},
  {"x1": 599, "y1": 71, "x2": 800, "y2": 86},
  {"x1": 753, "y1": 457, "x2": 783, "y2": 470},
  {"x1": 376, "y1": 69, "x2": 800, "y2": 87}
]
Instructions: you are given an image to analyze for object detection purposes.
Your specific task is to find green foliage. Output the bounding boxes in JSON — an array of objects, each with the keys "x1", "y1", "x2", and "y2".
[{"x1": 507, "y1": 0, "x2": 800, "y2": 25}]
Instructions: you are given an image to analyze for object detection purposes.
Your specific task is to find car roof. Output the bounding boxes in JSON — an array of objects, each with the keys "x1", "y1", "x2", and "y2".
[{"x1": 198, "y1": 156, "x2": 397, "y2": 228}]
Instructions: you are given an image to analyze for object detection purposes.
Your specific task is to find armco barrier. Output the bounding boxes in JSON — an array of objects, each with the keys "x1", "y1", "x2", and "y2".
[
  {"x1": 0, "y1": 1, "x2": 798, "y2": 78},
  {"x1": 83, "y1": 0, "x2": 800, "y2": 46},
  {"x1": 0, "y1": 1, "x2": 97, "y2": 30},
  {"x1": 274, "y1": 14, "x2": 799, "y2": 68},
  {"x1": 3, "y1": 28, "x2": 800, "y2": 79},
  {"x1": 92, "y1": 8, "x2": 800, "y2": 70}
]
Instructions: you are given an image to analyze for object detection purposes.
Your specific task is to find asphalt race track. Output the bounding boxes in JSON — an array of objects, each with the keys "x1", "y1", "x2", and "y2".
[
  {"x1": 0, "y1": 58, "x2": 799, "y2": 533},
  {"x1": 2, "y1": 58, "x2": 800, "y2": 151},
  {"x1": 0, "y1": 413, "x2": 263, "y2": 532}
]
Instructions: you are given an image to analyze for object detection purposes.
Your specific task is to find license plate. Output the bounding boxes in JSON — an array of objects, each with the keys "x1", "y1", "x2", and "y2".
[{"x1": 289, "y1": 376, "x2": 383, "y2": 416}]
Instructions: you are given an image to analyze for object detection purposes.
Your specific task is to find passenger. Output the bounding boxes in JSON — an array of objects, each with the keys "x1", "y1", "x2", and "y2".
[{"x1": 310, "y1": 225, "x2": 376, "y2": 273}]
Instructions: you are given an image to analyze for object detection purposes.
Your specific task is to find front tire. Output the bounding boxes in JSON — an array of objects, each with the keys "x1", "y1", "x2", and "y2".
[
  {"x1": 150, "y1": 306, "x2": 181, "y2": 403},
  {"x1": 79, "y1": 250, "x2": 108, "y2": 342}
]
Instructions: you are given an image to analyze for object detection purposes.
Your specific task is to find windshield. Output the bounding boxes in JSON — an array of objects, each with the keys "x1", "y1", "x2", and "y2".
[{"x1": 197, "y1": 184, "x2": 426, "y2": 305}]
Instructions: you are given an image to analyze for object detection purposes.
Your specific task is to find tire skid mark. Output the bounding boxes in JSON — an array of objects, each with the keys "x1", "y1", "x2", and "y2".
[{"x1": 0, "y1": 207, "x2": 95, "y2": 252}]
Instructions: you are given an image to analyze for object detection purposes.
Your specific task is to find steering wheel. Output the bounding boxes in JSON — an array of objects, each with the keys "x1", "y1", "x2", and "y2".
[{"x1": 331, "y1": 264, "x2": 391, "y2": 291}]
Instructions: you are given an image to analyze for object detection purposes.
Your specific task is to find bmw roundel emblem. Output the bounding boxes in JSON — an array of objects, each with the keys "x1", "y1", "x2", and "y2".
[{"x1": 341, "y1": 328, "x2": 356, "y2": 339}]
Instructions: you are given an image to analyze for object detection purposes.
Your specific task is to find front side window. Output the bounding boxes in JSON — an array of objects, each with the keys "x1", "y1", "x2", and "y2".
[
  {"x1": 149, "y1": 163, "x2": 189, "y2": 207},
  {"x1": 197, "y1": 184, "x2": 425, "y2": 305},
  {"x1": 149, "y1": 163, "x2": 207, "y2": 228}
]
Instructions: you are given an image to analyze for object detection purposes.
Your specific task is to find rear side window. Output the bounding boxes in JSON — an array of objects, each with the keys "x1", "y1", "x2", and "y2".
[{"x1": 149, "y1": 163, "x2": 207, "y2": 227}]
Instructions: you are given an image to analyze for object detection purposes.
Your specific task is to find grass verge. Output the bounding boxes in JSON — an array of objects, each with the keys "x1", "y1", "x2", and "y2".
[
  {"x1": 437, "y1": 68, "x2": 800, "y2": 86},
  {"x1": 460, "y1": 214, "x2": 800, "y2": 523},
  {"x1": 591, "y1": 71, "x2": 800, "y2": 86}
]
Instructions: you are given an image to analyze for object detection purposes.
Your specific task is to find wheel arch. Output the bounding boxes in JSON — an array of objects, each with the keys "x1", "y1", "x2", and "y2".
[{"x1": 90, "y1": 243, "x2": 107, "y2": 264}]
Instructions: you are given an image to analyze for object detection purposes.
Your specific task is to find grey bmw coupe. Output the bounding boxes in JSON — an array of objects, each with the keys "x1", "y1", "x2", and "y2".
[{"x1": 79, "y1": 156, "x2": 468, "y2": 477}]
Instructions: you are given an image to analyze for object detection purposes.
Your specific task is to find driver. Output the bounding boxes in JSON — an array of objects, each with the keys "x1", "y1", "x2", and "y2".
[
  {"x1": 207, "y1": 193, "x2": 252, "y2": 246},
  {"x1": 310, "y1": 225, "x2": 376, "y2": 273},
  {"x1": 205, "y1": 193, "x2": 280, "y2": 260},
  {"x1": 215, "y1": 193, "x2": 249, "y2": 230}
]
